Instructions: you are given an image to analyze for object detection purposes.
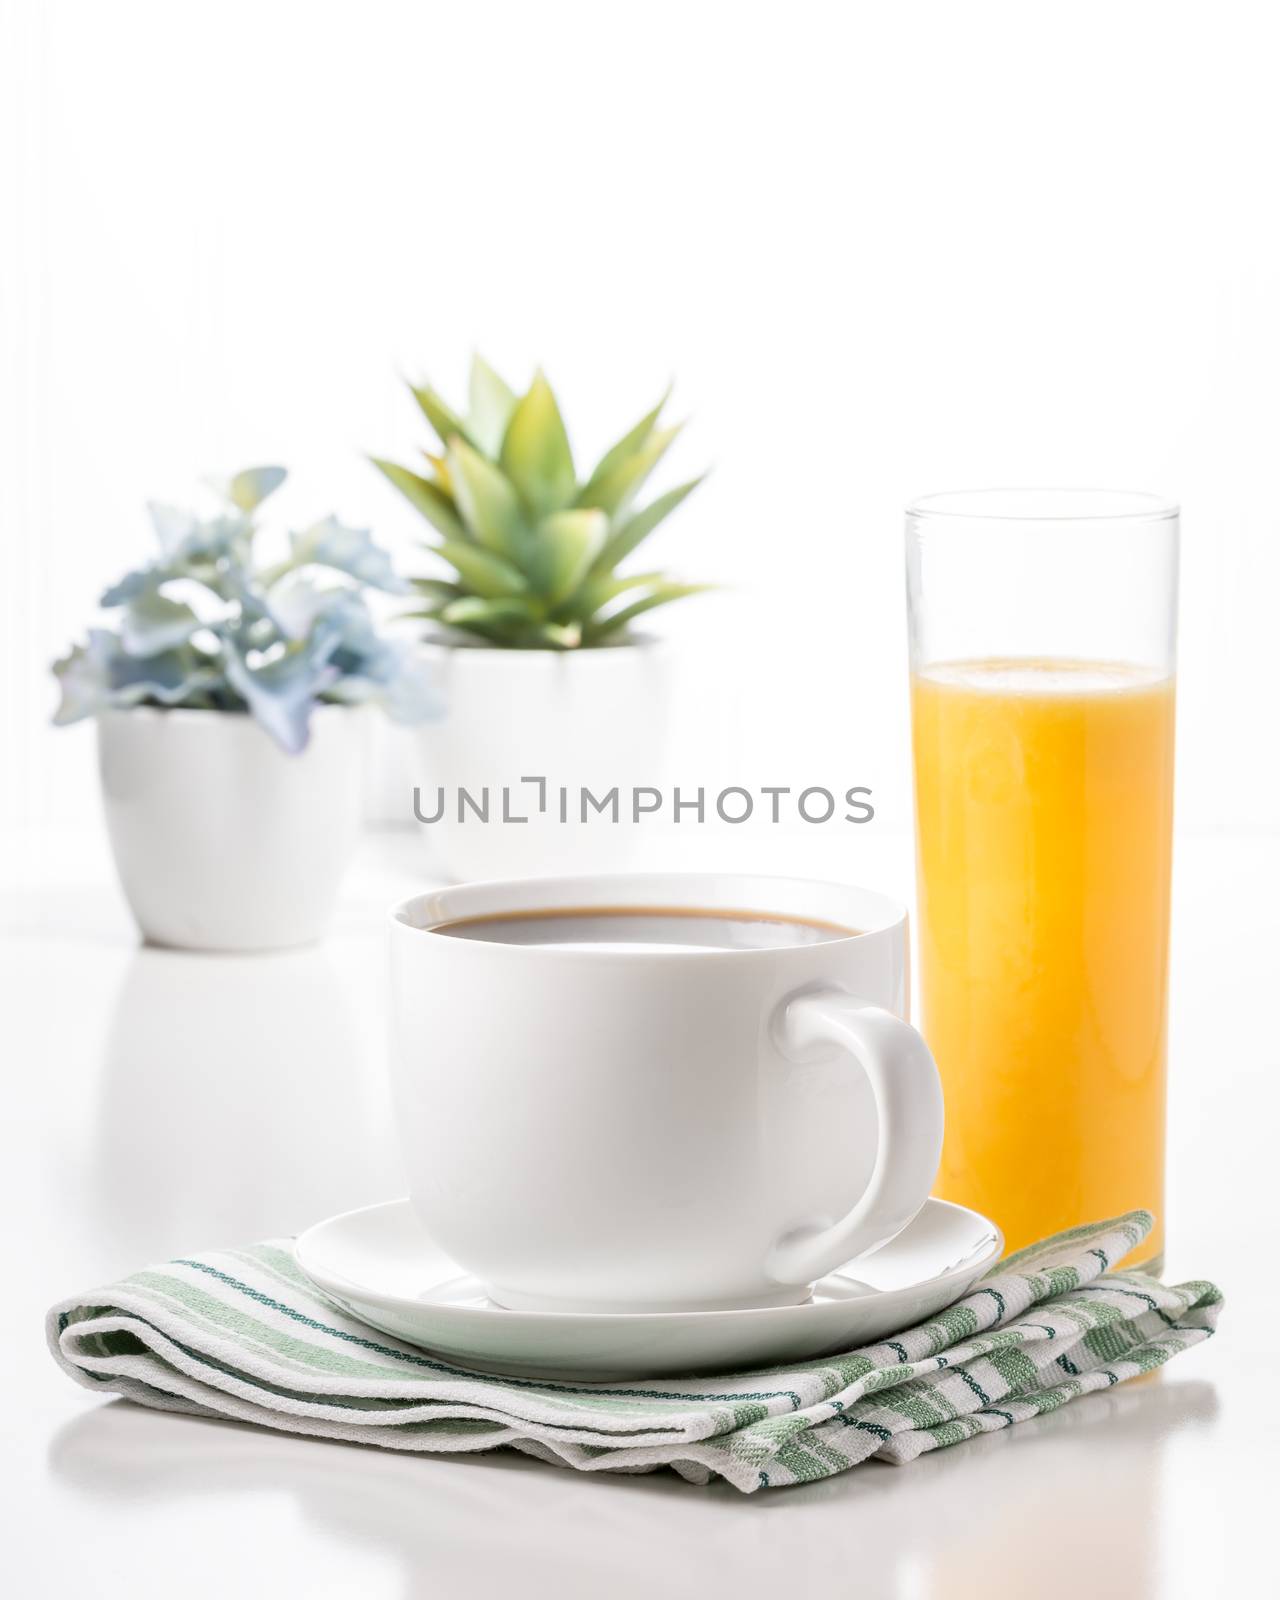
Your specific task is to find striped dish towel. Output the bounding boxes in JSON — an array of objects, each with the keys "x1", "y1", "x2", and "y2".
[{"x1": 47, "y1": 1210, "x2": 1220, "y2": 1493}]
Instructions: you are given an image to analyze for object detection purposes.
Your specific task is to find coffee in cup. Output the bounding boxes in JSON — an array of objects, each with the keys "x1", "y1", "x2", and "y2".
[{"x1": 390, "y1": 873, "x2": 943, "y2": 1313}]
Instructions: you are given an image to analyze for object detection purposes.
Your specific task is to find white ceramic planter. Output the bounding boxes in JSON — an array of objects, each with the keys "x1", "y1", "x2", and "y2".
[
  {"x1": 97, "y1": 704, "x2": 369, "y2": 951},
  {"x1": 406, "y1": 639, "x2": 669, "y2": 881}
]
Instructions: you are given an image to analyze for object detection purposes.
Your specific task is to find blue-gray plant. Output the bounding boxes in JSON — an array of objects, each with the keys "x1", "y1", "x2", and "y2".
[{"x1": 52, "y1": 466, "x2": 437, "y2": 753}]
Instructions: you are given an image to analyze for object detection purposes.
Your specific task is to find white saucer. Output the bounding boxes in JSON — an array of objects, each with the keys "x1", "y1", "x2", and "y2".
[{"x1": 295, "y1": 1199, "x2": 1002, "y2": 1380}]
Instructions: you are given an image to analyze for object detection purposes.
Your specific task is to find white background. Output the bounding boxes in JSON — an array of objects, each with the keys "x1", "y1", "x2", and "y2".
[
  {"x1": 3, "y1": 8, "x2": 1276, "y2": 1591},
  {"x1": 3, "y1": 0, "x2": 1278, "y2": 843}
]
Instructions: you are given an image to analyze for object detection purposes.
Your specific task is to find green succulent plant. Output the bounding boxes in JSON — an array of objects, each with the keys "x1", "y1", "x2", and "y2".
[{"x1": 372, "y1": 358, "x2": 709, "y2": 649}]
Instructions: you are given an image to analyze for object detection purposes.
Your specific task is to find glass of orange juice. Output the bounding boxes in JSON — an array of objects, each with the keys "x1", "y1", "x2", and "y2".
[{"x1": 906, "y1": 490, "x2": 1178, "y2": 1270}]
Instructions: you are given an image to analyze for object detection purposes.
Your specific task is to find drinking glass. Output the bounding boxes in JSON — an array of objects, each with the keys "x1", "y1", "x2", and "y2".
[{"x1": 906, "y1": 490, "x2": 1178, "y2": 1269}]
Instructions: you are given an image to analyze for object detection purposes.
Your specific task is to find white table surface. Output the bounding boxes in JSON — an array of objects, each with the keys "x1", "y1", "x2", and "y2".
[{"x1": 3, "y1": 824, "x2": 1274, "y2": 1599}]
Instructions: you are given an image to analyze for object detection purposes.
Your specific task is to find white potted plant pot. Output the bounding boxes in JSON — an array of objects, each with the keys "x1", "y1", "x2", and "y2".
[
  {"x1": 98, "y1": 704, "x2": 369, "y2": 951},
  {"x1": 367, "y1": 359, "x2": 713, "y2": 864},
  {"x1": 409, "y1": 638, "x2": 668, "y2": 881}
]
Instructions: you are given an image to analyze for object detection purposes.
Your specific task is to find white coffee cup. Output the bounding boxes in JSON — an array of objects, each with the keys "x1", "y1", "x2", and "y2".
[{"x1": 390, "y1": 873, "x2": 943, "y2": 1313}]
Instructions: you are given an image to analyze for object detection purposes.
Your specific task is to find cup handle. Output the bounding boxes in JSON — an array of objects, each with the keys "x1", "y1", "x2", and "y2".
[{"x1": 766, "y1": 989, "x2": 945, "y2": 1287}]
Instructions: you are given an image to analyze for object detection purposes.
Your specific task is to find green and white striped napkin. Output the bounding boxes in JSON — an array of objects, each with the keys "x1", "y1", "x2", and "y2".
[{"x1": 47, "y1": 1209, "x2": 1220, "y2": 1493}]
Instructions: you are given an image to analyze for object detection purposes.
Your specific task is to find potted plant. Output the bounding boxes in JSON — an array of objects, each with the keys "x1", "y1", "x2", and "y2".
[
  {"x1": 52, "y1": 466, "x2": 437, "y2": 951},
  {"x1": 372, "y1": 358, "x2": 708, "y2": 879}
]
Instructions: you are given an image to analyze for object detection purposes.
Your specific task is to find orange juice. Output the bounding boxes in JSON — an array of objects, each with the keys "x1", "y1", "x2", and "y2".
[{"x1": 911, "y1": 659, "x2": 1175, "y2": 1264}]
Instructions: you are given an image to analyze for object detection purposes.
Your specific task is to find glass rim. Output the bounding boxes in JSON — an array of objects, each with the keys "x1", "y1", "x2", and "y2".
[{"x1": 907, "y1": 488, "x2": 1179, "y2": 524}]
